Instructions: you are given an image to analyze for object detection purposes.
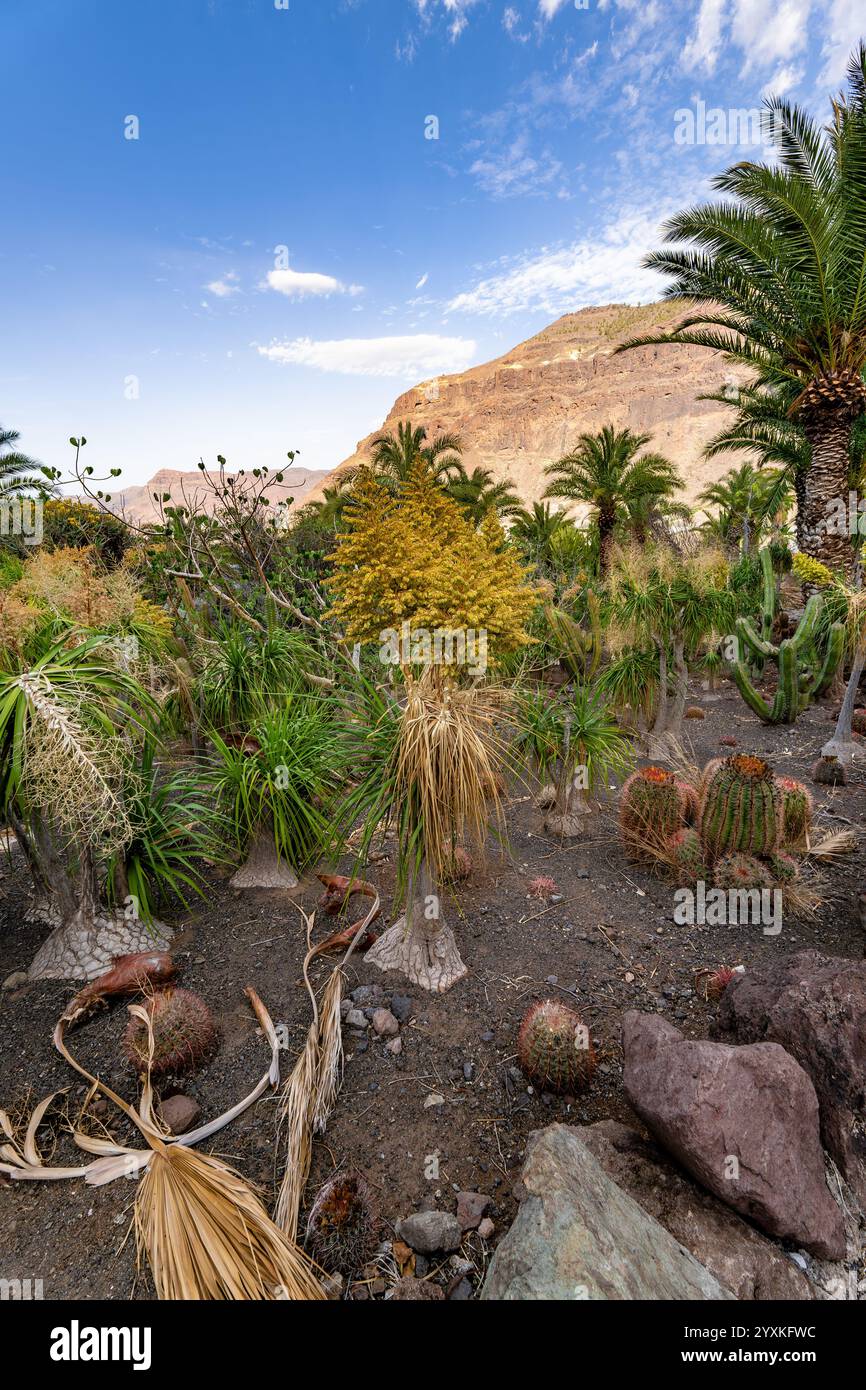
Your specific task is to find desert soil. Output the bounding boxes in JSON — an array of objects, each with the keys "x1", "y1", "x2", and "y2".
[{"x1": 1, "y1": 678, "x2": 864, "y2": 1300}]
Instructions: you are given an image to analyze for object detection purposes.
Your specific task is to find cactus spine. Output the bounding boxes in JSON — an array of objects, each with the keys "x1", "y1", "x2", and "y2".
[
  {"x1": 517, "y1": 998, "x2": 596, "y2": 1094},
  {"x1": 619, "y1": 766, "x2": 688, "y2": 857},
  {"x1": 699, "y1": 754, "x2": 780, "y2": 860}
]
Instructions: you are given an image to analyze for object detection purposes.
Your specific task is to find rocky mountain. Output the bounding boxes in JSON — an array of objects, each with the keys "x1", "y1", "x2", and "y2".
[
  {"x1": 108, "y1": 465, "x2": 330, "y2": 525},
  {"x1": 307, "y1": 300, "x2": 746, "y2": 514}
]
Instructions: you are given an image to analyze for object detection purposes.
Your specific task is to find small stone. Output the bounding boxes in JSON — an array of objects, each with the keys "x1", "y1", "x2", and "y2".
[
  {"x1": 351, "y1": 984, "x2": 384, "y2": 1007},
  {"x1": 339, "y1": 999, "x2": 351, "y2": 1020},
  {"x1": 390, "y1": 994, "x2": 413, "y2": 1022},
  {"x1": 159, "y1": 1095, "x2": 201, "y2": 1135},
  {"x1": 456, "y1": 1190, "x2": 491, "y2": 1231},
  {"x1": 345, "y1": 1008, "x2": 368, "y2": 1030},
  {"x1": 478, "y1": 1217, "x2": 495, "y2": 1240},
  {"x1": 462, "y1": 1061, "x2": 475, "y2": 1081},
  {"x1": 424, "y1": 1092, "x2": 446, "y2": 1109},
  {"x1": 576, "y1": 869, "x2": 589, "y2": 879},
  {"x1": 385, "y1": 1036, "x2": 403, "y2": 1056},
  {"x1": 2, "y1": 971, "x2": 28, "y2": 990},
  {"x1": 372, "y1": 1008, "x2": 399, "y2": 1038},
  {"x1": 448, "y1": 1277, "x2": 473, "y2": 1300},
  {"x1": 396, "y1": 1210, "x2": 463, "y2": 1253},
  {"x1": 480, "y1": 1030, "x2": 494, "y2": 1042},
  {"x1": 546, "y1": 975, "x2": 558, "y2": 986}
]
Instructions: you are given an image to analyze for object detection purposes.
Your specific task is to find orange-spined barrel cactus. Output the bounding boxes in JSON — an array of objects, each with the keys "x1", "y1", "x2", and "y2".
[
  {"x1": 517, "y1": 998, "x2": 595, "y2": 1094},
  {"x1": 712, "y1": 852, "x2": 774, "y2": 890},
  {"x1": 699, "y1": 754, "x2": 780, "y2": 860},
  {"x1": 619, "y1": 766, "x2": 688, "y2": 858},
  {"x1": 306, "y1": 1172, "x2": 378, "y2": 1276},
  {"x1": 123, "y1": 987, "x2": 218, "y2": 1076},
  {"x1": 775, "y1": 776, "x2": 813, "y2": 846}
]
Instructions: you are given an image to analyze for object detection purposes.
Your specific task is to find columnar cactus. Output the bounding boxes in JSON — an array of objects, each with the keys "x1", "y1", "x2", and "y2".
[
  {"x1": 699, "y1": 754, "x2": 780, "y2": 860},
  {"x1": 713, "y1": 852, "x2": 774, "y2": 890},
  {"x1": 776, "y1": 776, "x2": 813, "y2": 846},
  {"x1": 123, "y1": 987, "x2": 218, "y2": 1076},
  {"x1": 517, "y1": 998, "x2": 595, "y2": 1094},
  {"x1": 619, "y1": 766, "x2": 688, "y2": 857},
  {"x1": 305, "y1": 1172, "x2": 379, "y2": 1277}
]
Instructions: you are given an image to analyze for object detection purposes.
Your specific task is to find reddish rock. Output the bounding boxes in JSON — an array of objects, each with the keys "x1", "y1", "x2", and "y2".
[
  {"x1": 388, "y1": 1276, "x2": 444, "y2": 1301},
  {"x1": 456, "y1": 1190, "x2": 491, "y2": 1231},
  {"x1": 716, "y1": 951, "x2": 866, "y2": 1209},
  {"x1": 622, "y1": 1012, "x2": 845, "y2": 1259},
  {"x1": 581, "y1": 1121, "x2": 813, "y2": 1300},
  {"x1": 159, "y1": 1094, "x2": 201, "y2": 1135}
]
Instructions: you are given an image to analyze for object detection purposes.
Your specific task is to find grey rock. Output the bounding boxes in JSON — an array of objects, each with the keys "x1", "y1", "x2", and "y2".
[
  {"x1": 345, "y1": 1008, "x2": 368, "y2": 1031},
  {"x1": 351, "y1": 984, "x2": 384, "y2": 1007},
  {"x1": 481, "y1": 1124, "x2": 734, "y2": 1301},
  {"x1": 478, "y1": 1217, "x2": 495, "y2": 1241},
  {"x1": 390, "y1": 994, "x2": 413, "y2": 1022},
  {"x1": 396, "y1": 1210, "x2": 463, "y2": 1254}
]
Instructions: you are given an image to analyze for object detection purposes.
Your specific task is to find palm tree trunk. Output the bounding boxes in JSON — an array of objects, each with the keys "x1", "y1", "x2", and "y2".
[
  {"x1": 800, "y1": 414, "x2": 855, "y2": 579},
  {"x1": 597, "y1": 507, "x2": 615, "y2": 576}
]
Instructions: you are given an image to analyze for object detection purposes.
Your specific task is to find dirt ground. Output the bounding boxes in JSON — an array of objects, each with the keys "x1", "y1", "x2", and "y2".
[{"x1": 1, "y1": 678, "x2": 864, "y2": 1301}]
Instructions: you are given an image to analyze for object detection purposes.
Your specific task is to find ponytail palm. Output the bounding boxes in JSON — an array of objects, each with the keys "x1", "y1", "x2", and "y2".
[
  {"x1": 544, "y1": 426, "x2": 683, "y2": 574},
  {"x1": 619, "y1": 43, "x2": 866, "y2": 577}
]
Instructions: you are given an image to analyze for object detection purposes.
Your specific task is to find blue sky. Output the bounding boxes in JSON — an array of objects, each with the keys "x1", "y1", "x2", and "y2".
[{"x1": 2, "y1": 0, "x2": 862, "y2": 488}]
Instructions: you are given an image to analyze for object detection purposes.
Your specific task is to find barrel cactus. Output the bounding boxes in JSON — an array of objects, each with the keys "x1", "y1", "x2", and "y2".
[
  {"x1": 305, "y1": 1172, "x2": 379, "y2": 1277},
  {"x1": 667, "y1": 827, "x2": 705, "y2": 886},
  {"x1": 517, "y1": 998, "x2": 595, "y2": 1094},
  {"x1": 768, "y1": 851, "x2": 799, "y2": 884},
  {"x1": 619, "y1": 766, "x2": 688, "y2": 857},
  {"x1": 675, "y1": 779, "x2": 700, "y2": 825},
  {"x1": 776, "y1": 776, "x2": 813, "y2": 846},
  {"x1": 123, "y1": 987, "x2": 218, "y2": 1076},
  {"x1": 811, "y1": 755, "x2": 846, "y2": 786},
  {"x1": 713, "y1": 853, "x2": 774, "y2": 890},
  {"x1": 699, "y1": 754, "x2": 780, "y2": 860}
]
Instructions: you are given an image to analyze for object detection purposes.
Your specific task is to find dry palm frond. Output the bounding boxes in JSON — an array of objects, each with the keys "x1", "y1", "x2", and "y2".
[
  {"x1": 809, "y1": 828, "x2": 858, "y2": 860},
  {"x1": 17, "y1": 672, "x2": 130, "y2": 851},
  {"x1": 395, "y1": 673, "x2": 510, "y2": 881},
  {"x1": 275, "y1": 890, "x2": 381, "y2": 1238}
]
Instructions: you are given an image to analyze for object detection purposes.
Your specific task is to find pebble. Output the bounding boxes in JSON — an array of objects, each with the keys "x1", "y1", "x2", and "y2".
[
  {"x1": 477, "y1": 1217, "x2": 495, "y2": 1240},
  {"x1": 345, "y1": 1008, "x2": 368, "y2": 1030},
  {"x1": 390, "y1": 994, "x2": 413, "y2": 1022},
  {"x1": 372, "y1": 1008, "x2": 399, "y2": 1038},
  {"x1": 462, "y1": 1061, "x2": 475, "y2": 1081},
  {"x1": 480, "y1": 1030, "x2": 494, "y2": 1042},
  {"x1": 396, "y1": 1210, "x2": 462, "y2": 1253},
  {"x1": 385, "y1": 1036, "x2": 402, "y2": 1056},
  {"x1": 456, "y1": 1191, "x2": 491, "y2": 1230},
  {"x1": 159, "y1": 1094, "x2": 201, "y2": 1135},
  {"x1": 351, "y1": 984, "x2": 384, "y2": 1007},
  {"x1": 424, "y1": 1092, "x2": 445, "y2": 1109}
]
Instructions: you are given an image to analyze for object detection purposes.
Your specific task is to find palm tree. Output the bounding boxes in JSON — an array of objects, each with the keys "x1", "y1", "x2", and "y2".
[
  {"x1": 697, "y1": 461, "x2": 792, "y2": 551},
  {"x1": 305, "y1": 481, "x2": 354, "y2": 527},
  {"x1": 369, "y1": 421, "x2": 463, "y2": 491},
  {"x1": 447, "y1": 465, "x2": 522, "y2": 525},
  {"x1": 617, "y1": 43, "x2": 866, "y2": 578},
  {"x1": 543, "y1": 426, "x2": 683, "y2": 574},
  {"x1": 0, "y1": 425, "x2": 49, "y2": 498}
]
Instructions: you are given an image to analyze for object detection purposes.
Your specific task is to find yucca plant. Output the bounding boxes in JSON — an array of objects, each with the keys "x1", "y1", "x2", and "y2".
[
  {"x1": 515, "y1": 682, "x2": 633, "y2": 837},
  {"x1": 210, "y1": 696, "x2": 342, "y2": 889},
  {"x1": 337, "y1": 669, "x2": 509, "y2": 992},
  {"x1": 197, "y1": 624, "x2": 318, "y2": 734}
]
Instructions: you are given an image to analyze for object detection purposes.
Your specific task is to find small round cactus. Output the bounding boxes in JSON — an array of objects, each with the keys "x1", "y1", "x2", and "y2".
[
  {"x1": 619, "y1": 766, "x2": 688, "y2": 858},
  {"x1": 684, "y1": 706, "x2": 705, "y2": 720},
  {"x1": 700, "y1": 754, "x2": 780, "y2": 860},
  {"x1": 768, "y1": 851, "x2": 798, "y2": 884},
  {"x1": 696, "y1": 965, "x2": 742, "y2": 1000},
  {"x1": 811, "y1": 755, "x2": 846, "y2": 786},
  {"x1": 517, "y1": 998, "x2": 595, "y2": 1094},
  {"x1": 713, "y1": 853, "x2": 774, "y2": 890},
  {"x1": 776, "y1": 776, "x2": 813, "y2": 846},
  {"x1": 527, "y1": 875, "x2": 557, "y2": 901},
  {"x1": 123, "y1": 988, "x2": 217, "y2": 1076},
  {"x1": 306, "y1": 1172, "x2": 379, "y2": 1276},
  {"x1": 667, "y1": 827, "x2": 705, "y2": 886}
]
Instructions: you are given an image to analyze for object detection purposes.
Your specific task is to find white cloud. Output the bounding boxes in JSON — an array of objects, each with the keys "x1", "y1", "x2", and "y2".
[
  {"x1": 539, "y1": 0, "x2": 569, "y2": 17},
  {"x1": 205, "y1": 272, "x2": 240, "y2": 298},
  {"x1": 730, "y1": 0, "x2": 812, "y2": 72},
  {"x1": 681, "y1": 0, "x2": 728, "y2": 74},
  {"x1": 761, "y1": 62, "x2": 804, "y2": 96},
  {"x1": 415, "y1": 272, "x2": 429, "y2": 289},
  {"x1": 817, "y1": 0, "x2": 865, "y2": 86},
  {"x1": 470, "y1": 133, "x2": 564, "y2": 198},
  {"x1": 447, "y1": 211, "x2": 667, "y2": 317},
  {"x1": 414, "y1": 0, "x2": 482, "y2": 40},
  {"x1": 503, "y1": 6, "x2": 520, "y2": 31},
  {"x1": 264, "y1": 268, "x2": 363, "y2": 299},
  {"x1": 256, "y1": 333, "x2": 477, "y2": 377}
]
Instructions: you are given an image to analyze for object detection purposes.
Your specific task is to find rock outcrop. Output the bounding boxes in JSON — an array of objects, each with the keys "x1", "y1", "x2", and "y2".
[
  {"x1": 309, "y1": 300, "x2": 744, "y2": 512},
  {"x1": 716, "y1": 950, "x2": 866, "y2": 1210},
  {"x1": 480, "y1": 1124, "x2": 735, "y2": 1300},
  {"x1": 622, "y1": 1012, "x2": 846, "y2": 1260}
]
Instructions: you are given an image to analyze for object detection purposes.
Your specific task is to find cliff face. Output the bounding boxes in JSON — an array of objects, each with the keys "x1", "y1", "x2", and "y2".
[
  {"x1": 309, "y1": 301, "x2": 745, "y2": 511},
  {"x1": 109, "y1": 465, "x2": 330, "y2": 525}
]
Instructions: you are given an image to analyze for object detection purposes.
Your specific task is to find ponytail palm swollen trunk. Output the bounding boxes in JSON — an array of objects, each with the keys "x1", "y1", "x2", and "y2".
[
  {"x1": 0, "y1": 636, "x2": 170, "y2": 980},
  {"x1": 618, "y1": 43, "x2": 866, "y2": 580}
]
